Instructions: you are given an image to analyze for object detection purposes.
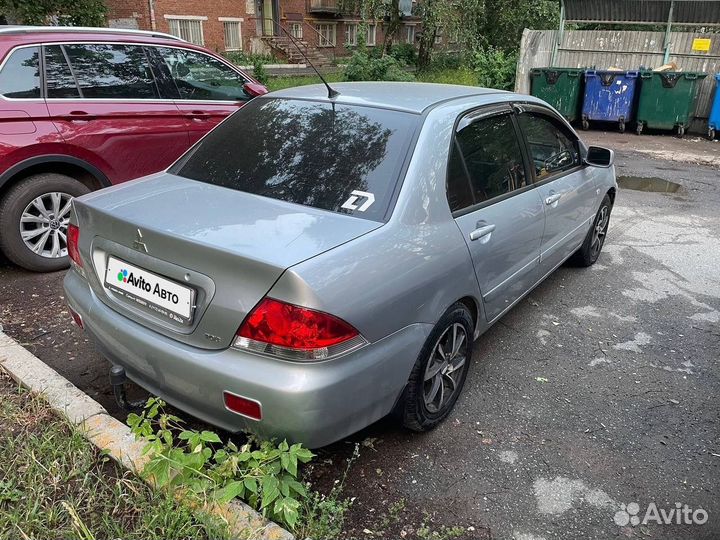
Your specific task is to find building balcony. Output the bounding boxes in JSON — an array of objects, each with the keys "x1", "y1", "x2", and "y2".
[{"x1": 309, "y1": 0, "x2": 340, "y2": 14}]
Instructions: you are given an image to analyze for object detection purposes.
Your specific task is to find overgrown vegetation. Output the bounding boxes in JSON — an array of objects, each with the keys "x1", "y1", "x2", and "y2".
[
  {"x1": 0, "y1": 0, "x2": 106, "y2": 26},
  {"x1": 128, "y1": 398, "x2": 354, "y2": 537},
  {"x1": 0, "y1": 375, "x2": 227, "y2": 539}
]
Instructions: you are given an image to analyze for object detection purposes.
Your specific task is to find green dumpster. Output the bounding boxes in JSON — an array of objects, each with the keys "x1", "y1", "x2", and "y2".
[
  {"x1": 636, "y1": 71, "x2": 708, "y2": 137},
  {"x1": 530, "y1": 68, "x2": 584, "y2": 122}
]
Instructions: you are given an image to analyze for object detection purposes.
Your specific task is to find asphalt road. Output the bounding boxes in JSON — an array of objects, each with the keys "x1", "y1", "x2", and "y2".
[{"x1": 1, "y1": 132, "x2": 718, "y2": 540}]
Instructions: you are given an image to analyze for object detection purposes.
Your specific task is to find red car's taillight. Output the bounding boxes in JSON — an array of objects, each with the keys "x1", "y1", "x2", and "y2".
[
  {"x1": 233, "y1": 298, "x2": 367, "y2": 361},
  {"x1": 67, "y1": 224, "x2": 82, "y2": 268}
]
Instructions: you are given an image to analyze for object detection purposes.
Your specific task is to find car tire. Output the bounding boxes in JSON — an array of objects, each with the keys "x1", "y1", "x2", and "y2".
[
  {"x1": 0, "y1": 173, "x2": 90, "y2": 272},
  {"x1": 397, "y1": 302, "x2": 474, "y2": 432},
  {"x1": 569, "y1": 194, "x2": 612, "y2": 268}
]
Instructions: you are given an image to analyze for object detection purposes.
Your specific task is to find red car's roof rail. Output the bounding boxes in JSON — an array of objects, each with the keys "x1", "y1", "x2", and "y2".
[{"x1": 0, "y1": 25, "x2": 185, "y2": 42}]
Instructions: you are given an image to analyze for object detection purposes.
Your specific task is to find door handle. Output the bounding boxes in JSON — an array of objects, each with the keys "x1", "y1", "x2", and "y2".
[
  {"x1": 68, "y1": 110, "x2": 95, "y2": 121},
  {"x1": 545, "y1": 193, "x2": 562, "y2": 206},
  {"x1": 469, "y1": 223, "x2": 496, "y2": 241},
  {"x1": 188, "y1": 110, "x2": 209, "y2": 118}
]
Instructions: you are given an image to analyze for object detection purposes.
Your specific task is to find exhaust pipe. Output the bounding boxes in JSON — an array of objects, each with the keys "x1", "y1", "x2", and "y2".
[{"x1": 109, "y1": 365, "x2": 146, "y2": 411}]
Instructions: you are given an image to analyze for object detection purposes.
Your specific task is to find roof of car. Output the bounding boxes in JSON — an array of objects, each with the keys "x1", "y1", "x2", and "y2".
[
  {"x1": 267, "y1": 82, "x2": 507, "y2": 114},
  {"x1": 0, "y1": 25, "x2": 184, "y2": 42}
]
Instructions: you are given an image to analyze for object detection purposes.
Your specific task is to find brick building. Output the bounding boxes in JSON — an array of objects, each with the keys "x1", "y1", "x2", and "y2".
[{"x1": 106, "y1": 0, "x2": 423, "y2": 63}]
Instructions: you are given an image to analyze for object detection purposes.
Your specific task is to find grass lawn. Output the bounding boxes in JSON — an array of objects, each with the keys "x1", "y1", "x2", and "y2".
[
  {"x1": 265, "y1": 68, "x2": 479, "y2": 92},
  {"x1": 0, "y1": 372, "x2": 228, "y2": 540}
]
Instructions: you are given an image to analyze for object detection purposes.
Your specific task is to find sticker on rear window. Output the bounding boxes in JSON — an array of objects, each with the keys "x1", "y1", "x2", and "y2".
[{"x1": 341, "y1": 190, "x2": 375, "y2": 212}]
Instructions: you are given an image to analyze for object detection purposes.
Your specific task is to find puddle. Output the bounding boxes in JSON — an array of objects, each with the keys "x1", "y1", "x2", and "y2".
[{"x1": 617, "y1": 176, "x2": 682, "y2": 193}]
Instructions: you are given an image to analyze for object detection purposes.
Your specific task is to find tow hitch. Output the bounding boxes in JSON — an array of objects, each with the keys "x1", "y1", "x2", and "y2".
[{"x1": 109, "y1": 365, "x2": 145, "y2": 411}]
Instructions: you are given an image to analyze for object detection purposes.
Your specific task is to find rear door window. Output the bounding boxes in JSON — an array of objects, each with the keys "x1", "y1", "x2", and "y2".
[
  {"x1": 0, "y1": 47, "x2": 40, "y2": 99},
  {"x1": 44, "y1": 45, "x2": 81, "y2": 98},
  {"x1": 63, "y1": 44, "x2": 159, "y2": 99},
  {"x1": 447, "y1": 112, "x2": 528, "y2": 211},
  {"x1": 171, "y1": 98, "x2": 418, "y2": 221},
  {"x1": 156, "y1": 47, "x2": 249, "y2": 101}
]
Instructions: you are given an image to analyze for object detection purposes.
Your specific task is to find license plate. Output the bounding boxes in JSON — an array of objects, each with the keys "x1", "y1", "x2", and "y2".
[{"x1": 104, "y1": 257, "x2": 194, "y2": 324}]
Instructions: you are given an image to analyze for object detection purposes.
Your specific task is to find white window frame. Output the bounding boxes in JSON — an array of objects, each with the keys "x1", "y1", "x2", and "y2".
[
  {"x1": 366, "y1": 23, "x2": 377, "y2": 46},
  {"x1": 345, "y1": 23, "x2": 358, "y2": 46},
  {"x1": 405, "y1": 24, "x2": 416, "y2": 44},
  {"x1": 290, "y1": 22, "x2": 303, "y2": 39},
  {"x1": 165, "y1": 15, "x2": 207, "y2": 46},
  {"x1": 316, "y1": 23, "x2": 336, "y2": 47},
  {"x1": 219, "y1": 17, "x2": 244, "y2": 51},
  {"x1": 434, "y1": 26, "x2": 443, "y2": 45}
]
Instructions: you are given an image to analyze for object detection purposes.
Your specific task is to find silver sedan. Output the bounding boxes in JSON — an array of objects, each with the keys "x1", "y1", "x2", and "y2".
[{"x1": 63, "y1": 82, "x2": 617, "y2": 447}]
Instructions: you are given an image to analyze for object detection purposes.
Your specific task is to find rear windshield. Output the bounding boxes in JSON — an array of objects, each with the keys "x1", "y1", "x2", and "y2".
[{"x1": 171, "y1": 98, "x2": 418, "y2": 221}]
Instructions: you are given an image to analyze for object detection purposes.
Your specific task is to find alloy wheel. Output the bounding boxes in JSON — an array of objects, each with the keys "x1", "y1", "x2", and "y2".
[
  {"x1": 19, "y1": 192, "x2": 73, "y2": 259},
  {"x1": 591, "y1": 205, "x2": 609, "y2": 259},
  {"x1": 423, "y1": 322, "x2": 468, "y2": 414}
]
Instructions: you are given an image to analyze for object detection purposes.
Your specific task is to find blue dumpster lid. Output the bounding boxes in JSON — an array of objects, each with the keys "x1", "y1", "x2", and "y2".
[{"x1": 564, "y1": 0, "x2": 720, "y2": 26}]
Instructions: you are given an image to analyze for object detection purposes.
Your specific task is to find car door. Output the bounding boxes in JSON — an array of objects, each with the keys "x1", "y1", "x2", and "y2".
[
  {"x1": 515, "y1": 106, "x2": 597, "y2": 276},
  {"x1": 448, "y1": 105, "x2": 546, "y2": 323},
  {"x1": 44, "y1": 43, "x2": 189, "y2": 184},
  {"x1": 152, "y1": 46, "x2": 251, "y2": 144}
]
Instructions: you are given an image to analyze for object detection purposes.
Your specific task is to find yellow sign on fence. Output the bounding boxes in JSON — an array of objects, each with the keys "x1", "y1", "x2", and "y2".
[{"x1": 692, "y1": 38, "x2": 712, "y2": 52}]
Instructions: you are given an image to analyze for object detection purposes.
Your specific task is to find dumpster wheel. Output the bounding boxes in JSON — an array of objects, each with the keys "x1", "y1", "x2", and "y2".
[
  {"x1": 636, "y1": 123, "x2": 643, "y2": 136},
  {"x1": 677, "y1": 125, "x2": 685, "y2": 138},
  {"x1": 581, "y1": 118, "x2": 590, "y2": 130},
  {"x1": 708, "y1": 128, "x2": 716, "y2": 141},
  {"x1": 619, "y1": 121, "x2": 626, "y2": 134}
]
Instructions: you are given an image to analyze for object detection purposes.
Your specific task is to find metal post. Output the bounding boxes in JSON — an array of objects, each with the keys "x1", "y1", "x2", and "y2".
[
  {"x1": 663, "y1": 0, "x2": 675, "y2": 64},
  {"x1": 551, "y1": 0, "x2": 565, "y2": 67}
]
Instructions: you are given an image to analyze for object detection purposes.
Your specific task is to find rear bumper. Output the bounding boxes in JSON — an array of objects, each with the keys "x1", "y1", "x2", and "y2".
[{"x1": 64, "y1": 269, "x2": 430, "y2": 448}]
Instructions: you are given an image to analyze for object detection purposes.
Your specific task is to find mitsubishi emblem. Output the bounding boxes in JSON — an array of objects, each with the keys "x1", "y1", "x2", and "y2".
[{"x1": 132, "y1": 228, "x2": 148, "y2": 253}]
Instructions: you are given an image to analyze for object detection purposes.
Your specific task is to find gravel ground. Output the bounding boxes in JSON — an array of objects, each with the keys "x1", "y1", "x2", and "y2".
[{"x1": 1, "y1": 131, "x2": 719, "y2": 539}]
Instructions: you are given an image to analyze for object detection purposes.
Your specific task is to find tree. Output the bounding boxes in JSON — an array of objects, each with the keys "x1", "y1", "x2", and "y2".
[{"x1": 0, "y1": 0, "x2": 106, "y2": 26}]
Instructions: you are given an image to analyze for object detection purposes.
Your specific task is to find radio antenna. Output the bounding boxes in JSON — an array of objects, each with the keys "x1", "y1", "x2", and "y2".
[{"x1": 275, "y1": 22, "x2": 340, "y2": 99}]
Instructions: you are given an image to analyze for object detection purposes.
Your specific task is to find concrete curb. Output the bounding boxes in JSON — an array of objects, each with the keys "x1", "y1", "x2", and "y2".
[{"x1": 0, "y1": 330, "x2": 293, "y2": 540}]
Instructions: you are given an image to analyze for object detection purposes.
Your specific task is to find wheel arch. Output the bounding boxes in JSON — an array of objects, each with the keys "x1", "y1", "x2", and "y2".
[
  {"x1": 456, "y1": 295, "x2": 482, "y2": 338},
  {"x1": 0, "y1": 155, "x2": 110, "y2": 198},
  {"x1": 606, "y1": 186, "x2": 617, "y2": 206}
]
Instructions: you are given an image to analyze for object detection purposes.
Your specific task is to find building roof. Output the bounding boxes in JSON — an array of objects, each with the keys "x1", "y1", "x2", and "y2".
[
  {"x1": 564, "y1": 0, "x2": 720, "y2": 26},
  {"x1": 267, "y1": 82, "x2": 505, "y2": 114}
]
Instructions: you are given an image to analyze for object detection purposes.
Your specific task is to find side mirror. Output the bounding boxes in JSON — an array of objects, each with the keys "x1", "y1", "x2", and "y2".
[
  {"x1": 243, "y1": 82, "x2": 269, "y2": 97},
  {"x1": 585, "y1": 146, "x2": 614, "y2": 168}
]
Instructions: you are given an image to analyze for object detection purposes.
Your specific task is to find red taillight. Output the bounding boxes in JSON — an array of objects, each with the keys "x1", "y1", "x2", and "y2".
[
  {"x1": 68, "y1": 305, "x2": 83, "y2": 329},
  {"x1": 67, "y1": 224, "x2": 82, "y2": 268},
  {"x1": 233, "y1": 298, "x2": 366, "y2": 361},
  {"x1": 224, "y1": 391, "x2": 262, "y2": 420}
]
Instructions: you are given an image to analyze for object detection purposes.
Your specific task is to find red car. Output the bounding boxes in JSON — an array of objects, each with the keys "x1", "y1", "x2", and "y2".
[{"x1": 0, "y1": 25, "x2": 267, "y2": 272}]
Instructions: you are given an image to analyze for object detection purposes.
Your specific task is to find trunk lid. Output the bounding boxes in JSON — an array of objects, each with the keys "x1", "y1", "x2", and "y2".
[{"x1": 74, "y1": 173, "x2": 381, "y2": 349}]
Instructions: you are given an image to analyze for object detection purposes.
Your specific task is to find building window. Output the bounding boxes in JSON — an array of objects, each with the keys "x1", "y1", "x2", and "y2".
[
  {"x1": 316, "y1": 23, "x2": 336, "y2": 47},
  {"x1": 166, "y1": 16, "x2": 205, "y2": 45},
  {"x1": 221, "y1": 19, "x2": 243, "y2": 50},
  {"x1": 345, "y1": 23, "x2": 358, "y2": 46},
  {"x1": 366, "y1": 23, "x2": 376, "y2": 46},
  {"x1": 290, "y1": 22, "x2": 303, "y2": 39},
  {"x1": 434, "y1": 26, "x2": 443, "y2": 45},
  {"x1": 405, "y1": 24, "x2": 415, "y2": 44}
]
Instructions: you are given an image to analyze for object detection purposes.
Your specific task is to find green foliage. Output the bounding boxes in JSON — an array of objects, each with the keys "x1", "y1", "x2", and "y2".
[
  {"x1": 0, "y1": 379, "x2": 226, "y2": 539},
  {"x1": 388, "y1": 43, "x2": 417, "y2": 66},
  {"x1": 252, "y1": 59, "x2": 270, "y2": 86},
  {"x1": 127, "y1": 398, "x2": 314, "y2": 531},
  {"x1": 0, "y1": 0, "x2": 106, "y2": 26},
  {"x1": 344, "y1": 51, "x2": 415, "y2": 82},
  {"x1": 471, "y1": 46, "x2": 517, "y2": 90},
  {"x1": 416, "y1": 68, "x2": 478, "y2": 87}
]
